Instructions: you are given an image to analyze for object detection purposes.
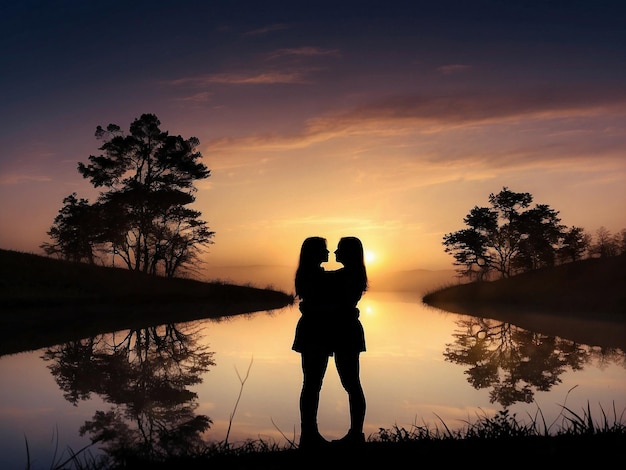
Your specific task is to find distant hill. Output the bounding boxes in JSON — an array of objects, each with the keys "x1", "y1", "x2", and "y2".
[
  {"x1": 202, "y1": 265, "x2": 459, "y2": 294},
  {"x1": 369, "y1": 268, "x2": 458, "y2": 293}
]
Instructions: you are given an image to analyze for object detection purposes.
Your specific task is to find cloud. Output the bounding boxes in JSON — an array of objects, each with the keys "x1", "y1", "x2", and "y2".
[
  {"x1": 164, "y1": 46, "x2": 339, "y2": 90},
  {"x1": 174, "y1": 91, "x2": 213, "y2": 102},
  {"x1": 207, "y1": 85, "x2": 626, "y2": 153},
  {"x1": 334, "y1": 86, "x2": 626, "y2": 125},
  {"x1": 266, "y1": 47, "x2": 341, "y2": 60},
  {"x1": 163, "y1": 46, "x2": 339, "y2": 91},
  {"x1": 165, "y1": 70, "x2": 310, "y2": 86},
  {"x1": 203, "y1": 84, "x2": 626, "y2": 185},
  {"x1": 244, "y1": 23, "x2": 290, "y2": 36}
]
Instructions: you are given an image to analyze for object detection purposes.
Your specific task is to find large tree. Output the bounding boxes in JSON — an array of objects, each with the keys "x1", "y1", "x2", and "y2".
[
  {"x1": 443, "y1": 187, "x2": 567, "y2": 279},
  {"x1": 44, "y1": 114, "x2": 214, "y2": 277}
]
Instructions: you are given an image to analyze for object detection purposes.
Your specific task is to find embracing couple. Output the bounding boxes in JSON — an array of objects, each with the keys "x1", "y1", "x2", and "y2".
[{"x1": 292, "y1": 236, "x2": 368, "y2": 450}]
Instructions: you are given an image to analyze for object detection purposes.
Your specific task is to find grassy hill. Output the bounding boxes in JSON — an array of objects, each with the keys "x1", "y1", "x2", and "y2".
[
  {"x1": 0, "y1": 249, "x2": 294, "y2": 355},
  {"x1": 422, "y1": 254, "x2": 626, "y2": 316},
  {"x1": 422, "y1": 254, "x2": 626, "y2": 349}
]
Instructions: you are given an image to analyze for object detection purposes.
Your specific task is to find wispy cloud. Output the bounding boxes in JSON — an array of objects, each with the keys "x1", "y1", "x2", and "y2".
[
  {"x1": 164, "y1": 45, "x2": 338, "y2": 91},
  {"x1": 266, "y1": 47, "x2": 341, "y2": 60},
  {"x1": 208, "y1": 85, "x2": 626, "y2": 152},
  {"x1": 332, "y1": 86, "x2": 626, "y2": 126},
  {"x1": 244, "y1": 23, "x2": 290, "y2": 36},
  {"x1": 437, "y1": 64, "x2": 472, "y2": 75},
  {"x1": 174, "y1": 91, "x2": 213, "y2": 102},
  {"x1": 205, "y1": 85, "x2": 626, "y2": 181},
  {"x1": 165, "y1": 70, "x2": 310, "y2": 86}
]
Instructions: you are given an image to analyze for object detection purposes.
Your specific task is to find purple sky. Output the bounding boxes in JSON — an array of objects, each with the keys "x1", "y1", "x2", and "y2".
[{"x1": 1, "y1": 0, "x2": 625, "y2": 278}]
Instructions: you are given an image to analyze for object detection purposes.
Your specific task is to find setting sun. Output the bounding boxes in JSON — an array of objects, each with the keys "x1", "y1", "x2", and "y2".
[{"x1": 365, "y1": 250, "x2": 376, "y2": 264}]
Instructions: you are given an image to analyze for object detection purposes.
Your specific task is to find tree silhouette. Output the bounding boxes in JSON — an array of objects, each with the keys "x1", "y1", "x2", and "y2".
[
  {"x1": 40, "y1": 193, "x2": 101, "y2": 264},
  {"x1": 42, "y1": 322, "x2": 215, "y2": 464},
  {"x1": 442, "y1": 316, "x2": 608, "y2": 407},
  {"x1": 43, "y1": 113, "x2": 214, "y2": 277},
  {"x1": 443, "y1": 187, "x2": 568, "y2": 279},
  {"x1": 557, "y1": 226, "x2": 590, "y2": 263},
  {"x1": 590, "y1": 226, "x2": 624, "y2": 258}
]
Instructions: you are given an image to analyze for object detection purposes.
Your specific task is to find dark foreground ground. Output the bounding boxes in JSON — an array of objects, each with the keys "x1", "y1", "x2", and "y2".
[{"x1": 136, "y1": 434, "x2": 625, "y2": 469}]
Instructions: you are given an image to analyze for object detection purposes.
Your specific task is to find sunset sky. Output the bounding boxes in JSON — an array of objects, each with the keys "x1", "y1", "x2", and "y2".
[{"x1": 1, "y1": 1, "x2": 625, "y2": 283}]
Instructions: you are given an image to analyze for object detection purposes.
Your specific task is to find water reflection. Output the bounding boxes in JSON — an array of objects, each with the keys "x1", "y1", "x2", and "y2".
[
  {"x1": 444, "y1": 316, "x2": 624, "y2": 407},
  {"x1": 42, "y1": 322, "x2": 214, "y2": 463},
  {"x1": 3, "y1": 294, "x2": 624, "y2": 468}
]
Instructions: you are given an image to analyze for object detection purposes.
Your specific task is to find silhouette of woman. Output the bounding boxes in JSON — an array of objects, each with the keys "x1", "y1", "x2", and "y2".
[
  {"x1": 291, "y1": 236, "x2": 334, "y2": 449},
  {"x1": 291, "y1": 236, "x2": 368, "y2": 449},
  {"x1": 329, "y1": 236, "x2": 368, "y2": 445}
]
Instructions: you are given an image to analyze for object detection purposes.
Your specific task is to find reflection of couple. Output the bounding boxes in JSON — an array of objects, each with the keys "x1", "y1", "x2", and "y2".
[{"x1": 292, "y1": 236, "x2": 368, "y2": 450}]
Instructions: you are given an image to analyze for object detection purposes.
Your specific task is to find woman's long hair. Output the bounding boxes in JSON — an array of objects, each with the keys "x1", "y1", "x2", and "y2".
[
  {"x1": 337, "y1": 236, "x2": 368, "y2": 293},
  {"x1": 295, "y1": 236, "x2": 327, "y2": 298}
]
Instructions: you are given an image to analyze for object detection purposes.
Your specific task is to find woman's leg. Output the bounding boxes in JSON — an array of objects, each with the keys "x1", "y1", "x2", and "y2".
[
  {"x1": 300, "y1": 352, "x2": 329, "y2": 444},
  {"x1": 334, "y1": 351, "x2": 366, "y2": 438}
]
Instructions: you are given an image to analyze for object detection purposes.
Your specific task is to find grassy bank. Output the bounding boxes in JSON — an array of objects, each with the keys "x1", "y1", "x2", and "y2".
[
  {"x1": 0, "y1": 249, "x2": 294, "y2": 356},
  {"x1": 43, "y1": 406, "x2": 626, "y2": 469},
  {"x1": 422, "y1": 254, "x2": 626, "y2": 318},
  {"x1": 421, "y1": 255, "x2": 626, "y2": 350}
]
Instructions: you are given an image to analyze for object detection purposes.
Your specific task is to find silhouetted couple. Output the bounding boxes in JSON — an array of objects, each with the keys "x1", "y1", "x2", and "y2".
[{"x1": 292, "y1": 236, "x2": 368, "y2": 450}]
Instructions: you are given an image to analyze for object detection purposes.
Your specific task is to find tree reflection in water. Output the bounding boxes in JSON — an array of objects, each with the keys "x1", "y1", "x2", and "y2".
[
  {"x1": 42, "y1": 322, "x2": 215, "y2": 464},
  {"x1": 444, "y1": 316, "x2": 624, "y2": 407}
]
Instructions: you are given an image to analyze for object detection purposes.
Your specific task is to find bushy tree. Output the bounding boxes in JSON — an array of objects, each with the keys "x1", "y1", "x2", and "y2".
[
  {"x1": 443, "y1": 187, "x2": 567, "y2": 279},
  {"x1": 43, "y1": 114, "x2": 214, "y2": 277},
  {"x1": 557, "y1": 226, "x2": 590, "y2": 263},
  {"x1": 41, "y1": 193, "x2": 101, "y2": 264},
  {"x1": 513, "y1": 204, "x2": 564, "y2": 272}
]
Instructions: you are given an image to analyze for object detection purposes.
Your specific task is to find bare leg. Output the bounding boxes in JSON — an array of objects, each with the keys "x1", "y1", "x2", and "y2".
[
  {"x1": 299, "y1": 352, "x2": 329, "y2": 447},
  {"x1": 334, "y1": 351, "x2": 366, "y2": 440}
]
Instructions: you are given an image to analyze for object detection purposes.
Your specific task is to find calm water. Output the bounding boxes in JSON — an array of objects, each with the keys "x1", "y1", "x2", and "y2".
[{"x1": 1, "y1": 291, "x2": 625, "y2": 469}]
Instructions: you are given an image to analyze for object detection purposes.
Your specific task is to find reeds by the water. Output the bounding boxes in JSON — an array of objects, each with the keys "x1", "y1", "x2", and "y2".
[
  {"x1": 29, "y1": 401, "x2": 625, "y2": 469},
  {"x1": 376, "y1": 402, "x2": 625, "y2": 442}
]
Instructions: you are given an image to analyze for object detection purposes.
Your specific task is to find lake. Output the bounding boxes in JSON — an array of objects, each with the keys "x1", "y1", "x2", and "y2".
[{"x1": 1, "y1": 291, "x2": 625, "y2": 468}]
